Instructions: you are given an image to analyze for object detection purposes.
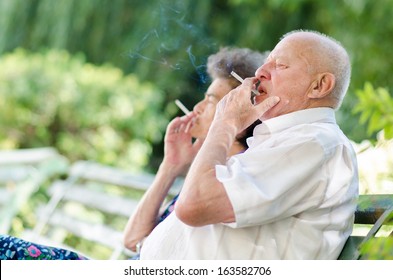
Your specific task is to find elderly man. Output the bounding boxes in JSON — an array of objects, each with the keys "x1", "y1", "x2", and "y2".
[{"x1": 140, "y1": 30, "x2": 359, "y2": 260}]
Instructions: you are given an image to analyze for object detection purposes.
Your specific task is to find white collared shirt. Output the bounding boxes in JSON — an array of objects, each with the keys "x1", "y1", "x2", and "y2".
[{"x1": 140, "y1": 108, "x2": 359, "y2": 259}]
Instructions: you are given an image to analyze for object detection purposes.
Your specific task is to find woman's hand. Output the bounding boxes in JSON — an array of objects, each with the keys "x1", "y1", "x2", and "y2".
[{"x1": 162, "y1": 112, "x2": 203, "y2": 176}]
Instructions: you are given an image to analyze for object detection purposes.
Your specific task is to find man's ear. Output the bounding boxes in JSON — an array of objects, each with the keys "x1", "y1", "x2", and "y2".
[{"x1": 308, "y1": 73, "x2": 335, "y2": 99}]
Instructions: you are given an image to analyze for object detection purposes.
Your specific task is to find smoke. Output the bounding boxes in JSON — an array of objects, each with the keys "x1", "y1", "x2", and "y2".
[
  {"x1": 127, "y1": 1, "x2": 216, "y2": 84},
  {"x1": 186, "y1": 46, "x2": 208, "y2": 84}
]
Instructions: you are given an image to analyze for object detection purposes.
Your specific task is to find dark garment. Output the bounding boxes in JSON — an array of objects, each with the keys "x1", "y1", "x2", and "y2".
[
  {"x1": 0, "y1": 235, "x2": 88, "y2": 260},
  {"x1": 158, "y1": 194, "x2": 179, "y2": 223}
]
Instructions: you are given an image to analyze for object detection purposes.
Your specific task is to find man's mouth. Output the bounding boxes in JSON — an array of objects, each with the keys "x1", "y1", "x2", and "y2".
[{"x1": 257, "y1": 84, "x2": 268, "y2": 95}]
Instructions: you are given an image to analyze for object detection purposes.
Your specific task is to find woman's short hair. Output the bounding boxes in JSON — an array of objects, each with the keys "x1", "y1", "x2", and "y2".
[{"x1": 207, "y1": 47, "x2": 269, "y2": 89}]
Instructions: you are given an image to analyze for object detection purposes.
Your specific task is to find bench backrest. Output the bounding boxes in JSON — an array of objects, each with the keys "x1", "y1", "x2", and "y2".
[
  {"x1": 10, "y1": 155, "x2": 389, "y2": 260},
  {"x1": 338, "y1": 194, "x2": 393, "y2": 259},
  {"x1": 23, "y1": 160, "x2": 182, "y2": 260},
  {"x1": 0, "y1": 148, "x2": 67, "y2": 233}
]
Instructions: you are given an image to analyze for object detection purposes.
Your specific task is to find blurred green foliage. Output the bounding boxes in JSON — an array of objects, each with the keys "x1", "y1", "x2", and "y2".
[
  {"x1": 0, "y1": 49, "x2": 167, "y2": 171},
  {"x1": 353, "y1": 82, "x2": 393, "y2": 140},
  {"x1": 359, "y1": 208, "x2": 393, "y2": 260},
  {"x1": 360, "y1": 237, "x2": 393, "y2": 260},
  {"x1": 1, "y1": 0, "x2": 393, "y2": 153}
]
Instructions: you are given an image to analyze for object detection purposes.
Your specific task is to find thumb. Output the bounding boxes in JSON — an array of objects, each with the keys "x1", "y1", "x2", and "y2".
[{"x1": 255, "y1": 96, "x2": 280, "y2": 115}]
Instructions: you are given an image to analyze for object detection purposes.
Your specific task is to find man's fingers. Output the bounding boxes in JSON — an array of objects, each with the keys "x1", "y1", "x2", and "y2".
[{"x1": 256, "y1": 96, "x2": 280, "y2": 114}]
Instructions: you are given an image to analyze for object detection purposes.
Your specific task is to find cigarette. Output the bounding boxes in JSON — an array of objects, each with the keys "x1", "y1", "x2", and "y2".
[
  {"x1": 175, "y1": 99, "x2": 191, "y2": 115},
  {"x1": 230, "y1": 71, "x2": 260, "y2": 96}
]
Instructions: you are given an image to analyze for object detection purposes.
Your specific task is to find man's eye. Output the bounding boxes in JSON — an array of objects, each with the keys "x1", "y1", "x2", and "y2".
[{"x1": 276, "y1": 63, "x2": 287, "y2": 69}]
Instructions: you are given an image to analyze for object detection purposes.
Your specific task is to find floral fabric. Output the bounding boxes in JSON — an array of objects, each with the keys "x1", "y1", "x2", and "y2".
[
  {"x1": 158, "y1": 194, "x2": 179, "y2": 224},
  {"x1": 0, "y1": 235, "x2": 88, "y2": 260}
]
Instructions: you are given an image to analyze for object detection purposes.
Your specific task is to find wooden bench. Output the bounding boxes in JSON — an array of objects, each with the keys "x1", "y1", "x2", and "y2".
[
  {"x1": 338, "y1": 194, "x2": 393, "y2": 259},
  {"x1": 23, "y1": 160, "x2": 183, "y2": 260},
  {"x1": 0, "y1": 148, "x2": 68, "y2": 233},
  {"x1": 12, "y1": 156, "x2": 390, "y2": 259}
]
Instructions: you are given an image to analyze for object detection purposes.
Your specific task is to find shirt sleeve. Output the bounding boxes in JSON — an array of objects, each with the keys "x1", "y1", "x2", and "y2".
[{"x1": 216, "y1": 137, "x2": 328, "y2": 228}]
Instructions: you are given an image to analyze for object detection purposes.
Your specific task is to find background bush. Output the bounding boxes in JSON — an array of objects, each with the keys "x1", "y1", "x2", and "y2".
[
  {"x1": 1, "y1": 0, "x2": 393, "y2": 150},
  {"x1": 353, "y1": 82, "x2": 393, "y2": 140},
  {"x1": 0, "y1": 49, "x2": 168, "y2": 172}
]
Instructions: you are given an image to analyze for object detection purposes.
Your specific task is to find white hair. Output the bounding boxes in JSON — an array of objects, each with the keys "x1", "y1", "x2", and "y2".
[{"x1": 282, "y1": 30, "x2": 351, "y2": 109}]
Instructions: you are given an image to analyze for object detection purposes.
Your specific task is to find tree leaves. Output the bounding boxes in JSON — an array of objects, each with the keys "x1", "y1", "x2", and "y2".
[{"x1": 353, "y1": 82, "x2": 393, "y2": 139}]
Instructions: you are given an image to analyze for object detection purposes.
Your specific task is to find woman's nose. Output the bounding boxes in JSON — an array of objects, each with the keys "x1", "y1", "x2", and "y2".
[{"x1": 193, "y1": 101, "x2": 206, "y2": 115}]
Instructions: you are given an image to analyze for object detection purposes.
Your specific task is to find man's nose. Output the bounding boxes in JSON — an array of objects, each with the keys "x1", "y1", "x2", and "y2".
[{"x1": 255, "y1": 64, "x2": 271, "y2": 80}]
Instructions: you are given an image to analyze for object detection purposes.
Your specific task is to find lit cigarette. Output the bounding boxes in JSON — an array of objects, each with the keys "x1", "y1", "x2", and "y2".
[
  {"x1": 175, "y1": 99, "x2": 191, "y2": 115},
  {"x1": 230, "y1": 71, "x2": 260, "y2": 96}
]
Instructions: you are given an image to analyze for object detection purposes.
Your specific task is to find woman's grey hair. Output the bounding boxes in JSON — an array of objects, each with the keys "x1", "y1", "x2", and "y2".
[{"x1": 207, "y1": 47, "x2": 269, "y2": 89}]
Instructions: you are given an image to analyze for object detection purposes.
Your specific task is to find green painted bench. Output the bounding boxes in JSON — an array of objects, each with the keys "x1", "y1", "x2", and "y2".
[{"x1": 338, "y1": 194, "x2": 393, "y2": 259}]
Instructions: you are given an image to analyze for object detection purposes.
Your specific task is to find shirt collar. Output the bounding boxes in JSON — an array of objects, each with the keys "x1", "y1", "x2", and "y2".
[{"x1": 253, "y1": 107, "x2": 337, "y2": 136}]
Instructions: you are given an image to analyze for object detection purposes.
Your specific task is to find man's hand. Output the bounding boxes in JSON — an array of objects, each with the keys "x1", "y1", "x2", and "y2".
[
  {"x1": 213, "y1": 78, "x2": 280, "y2": 133},
  {"x1": 175, "y1": 81, "x2": 279, "y2": 226}
]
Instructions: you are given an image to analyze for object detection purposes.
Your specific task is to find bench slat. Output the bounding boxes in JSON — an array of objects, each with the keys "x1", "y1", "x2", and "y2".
[
  {"x1": 69, "y1": 161, "x2": 154, "y2": 190},
  {"x1": 338, "y1": 236, "x2": 364, "y2": 260},
  {"x1": 0, "y1": 189, "x2": 11, "y2": 204},
  {"x1": 68, "y1": 160, "x2": 182, "y2": 196},
  {"x1": 0, "y1": 148, "x2": 59, "y2": 165},
  {"x1": 340, "y1": 194, "x2": 393, "y2": 259},
  {"x1": 355, "y1": 194, "x2": 393, "y2": 224},
  {"x1": 48, "y1": 181, "x2": 140, "y2": 217},
  {"x1": 44, "y1": 210, "x2": 124, "y2": 249},
  {"x1": 28, "y1": 160, "x2": 174, "y2": 259}
]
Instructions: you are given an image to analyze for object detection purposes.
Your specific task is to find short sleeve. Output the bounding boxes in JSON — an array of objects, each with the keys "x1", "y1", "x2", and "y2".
[{"x1": 216, "y1": 139, "x2": 327, "y2": 228}]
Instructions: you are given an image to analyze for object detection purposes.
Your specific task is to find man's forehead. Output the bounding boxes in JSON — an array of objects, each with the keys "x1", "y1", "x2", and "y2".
[
  {"x1": 267, "y1": 44, "x2": 291, "y2": 61},
  {"x1": 268, "y1": 36, "x2": 310, "y2": 61}
]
